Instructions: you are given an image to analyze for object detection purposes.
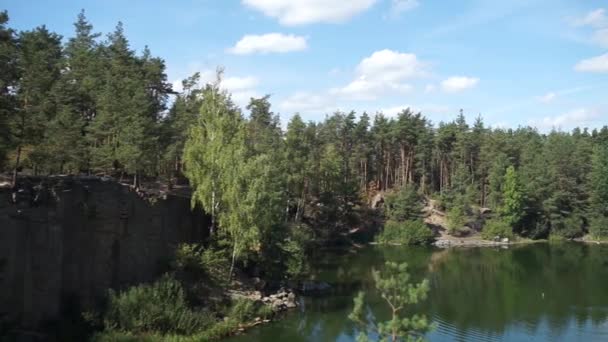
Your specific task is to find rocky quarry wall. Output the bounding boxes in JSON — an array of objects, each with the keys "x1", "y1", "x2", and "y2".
[{"x1": 0, "y1": 177, "x2": 208, "y2": 328}]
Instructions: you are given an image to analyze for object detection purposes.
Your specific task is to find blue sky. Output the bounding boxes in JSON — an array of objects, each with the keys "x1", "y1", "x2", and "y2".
[{"x1": 4, "y1": 0, "x2": 608, "y2": 130}]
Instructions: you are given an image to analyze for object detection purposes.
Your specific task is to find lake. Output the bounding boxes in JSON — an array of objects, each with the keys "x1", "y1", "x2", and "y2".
[{"x1": 226, "y1": 243, "x2": 608, "y2": 342}]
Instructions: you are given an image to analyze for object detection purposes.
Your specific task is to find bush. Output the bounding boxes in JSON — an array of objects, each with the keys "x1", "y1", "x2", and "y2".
[
  {"x1": 281, "y1": 223, "x2": 313, "y2": 279},
  {"x1": 589, "y1": 215, "x2": 608, "y2": 239},
  {"x1": 481, "y1": 219, "x2": 514, "y2": 240},
  {"x1": 103, "y1": 275, "x2": 215, "y2": 335},
  {"x1": 447, "y1": 205, "x2": 467, "y2": 235},
  {"x1": 228, "y1": 298, "x2": 272, "y2": 322},
  {"x1": 377, "y1": 220, "x2": 434, "y2": 245},
  {"x1": 551, "y1": 215, "x2": 584, "y2": 239},
  {"x1": 384, "y1": 186, "x2": 423, "y2": 221},
  {"x1": 172, "y1": 244, "x2": 230, "y2": 284}
]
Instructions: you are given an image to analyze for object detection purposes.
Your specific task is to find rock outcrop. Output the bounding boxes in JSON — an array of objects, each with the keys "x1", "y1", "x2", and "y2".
[{"x1": 0, "y1": 176, "x2": 209, "y2": 329}]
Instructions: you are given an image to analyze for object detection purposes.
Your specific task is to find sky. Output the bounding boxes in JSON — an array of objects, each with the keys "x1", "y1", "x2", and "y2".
[{"x1": 3, "y1": 0, "x2": 608, "y2": 130}]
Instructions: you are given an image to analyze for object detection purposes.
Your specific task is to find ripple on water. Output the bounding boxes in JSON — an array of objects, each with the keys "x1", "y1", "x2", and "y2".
[{"x1": 431, "y1": 314, "x2": 501, "y2": 342}]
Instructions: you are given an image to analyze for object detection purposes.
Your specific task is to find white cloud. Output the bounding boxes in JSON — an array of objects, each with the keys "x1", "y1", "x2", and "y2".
[
  {"x1": 171, "y1": 79, "x2": 184, "y2": 93},
  {"x1": 537, "y1": 92, "x2": 556, "y2": 104},
  {"x1": 242, "y1": 0, "x2": 378, "y2": 25},
  {"x1": 390, "y1": 0, "x2": 419, "y2": 17},
  {"x1": 575, "y1": 53, "x2": 608, "y2": 73},
  {"x1": 381, "y1": 104, "x2": 450, "y2": 117},
  {"x1": 221, "y1": 76, "x2": 259, "y2": 92},
  {"x1": 528, "y1": 108, "x2": 602, "y2": 130},
  {"x1": 228, "y1": 33, "x2": 308, "y2": 54},
  {"x1": 332, "y1": 77, "x2": 413, "y2": 100},
  {"x1": 573, "y1": 8, "x2": 608, "y2": 28},
  {"x1": 220, "y1": 76, "x2": 260, "y2": 108},
  {"x1": 170, "y1": 70, "x2": 259, "y2": 109},
  {"x1": 356, "y1": 49, "x2": 427, "y2": 81},
  {"x1": 424, "y1": 84, "x2": 436, "y2": 93},
  {"x1": 592, "y1": 28, "x2": 608, "y2": 47},
  {"x1": 441, "y1": 76, "x2": 479, "y2": 93},
  {"x1": 279, "y1": 92, "x2": 334, "y2": 113},
  {"x1": 571, "y1": 9, "x2": 608, "y2": 48},
  {"x1": 331, "y1": 49, "x2": 427, "y2": 100}
]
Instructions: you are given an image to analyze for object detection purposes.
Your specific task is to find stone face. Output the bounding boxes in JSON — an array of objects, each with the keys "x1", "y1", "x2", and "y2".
[{"x1": 0, "y1": 177, "x2": 209, "y2": 328}]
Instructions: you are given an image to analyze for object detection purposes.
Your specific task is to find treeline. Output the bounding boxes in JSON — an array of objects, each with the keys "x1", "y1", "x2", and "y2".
[
  {"x1": 0, "y1": 10, "x2": 172, "y2": 186},
  {"x1": 2, "y1": 10, "x2": 608, "y2": 247}
]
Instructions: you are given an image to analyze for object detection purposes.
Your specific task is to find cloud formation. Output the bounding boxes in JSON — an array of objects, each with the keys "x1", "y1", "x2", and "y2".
[
  {"x1": 242, "y1": 0, "x2": 378, "y2": 25},
  {"x1": 331, "y1": 49, "x2": 426, "y2": 100},
  {"x1": 537, "y1": 92, "x2": 556, "y2": 104},
  {"x1": 528, "y1": 108, "x2": 601, "y2": 130},
  {"x1": 279, "y1": 91, "x2": 334, "y2": 114},
  {"x1": 441, "y1": 76, "x2": 479, "y2": 93},
  {"x1": 390, "y1": 0, "x2": 419, "y2": 17},
  {"x1": 228, "y1": 33, "x2": 308, "y2": 54},
  {"x1": 575, "y1": 53, "x2": 608, "y2": 73},
  {"x1": 572, "y1": 8, "x2": 608, "y2": 28}
]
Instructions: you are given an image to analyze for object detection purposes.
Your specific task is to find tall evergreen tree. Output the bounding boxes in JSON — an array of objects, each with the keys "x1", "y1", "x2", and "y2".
[
  {"x1": 500, "y1": 165, "x2": 524, "y2": 228},
  {"x1": 10, "y1": 25, "x2": 62, "y2": 182},
  {"x1": 42, "y1": 10, "x2": 101, "y2": 173},
  {"x1": 0, "y1": 11, "x2": 18, "y2": 169}
]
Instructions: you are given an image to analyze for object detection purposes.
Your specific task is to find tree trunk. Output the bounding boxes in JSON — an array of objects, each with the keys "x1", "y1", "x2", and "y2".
[
  {"x1": 133, "y1": 172, "x2": 139, "y2": 188},
  {"x1": 12, "y1": 145, "x2": 22, "y2": 187},
  {"x1": 228, "y1": 240, "x2": 238, "y2": 283}
]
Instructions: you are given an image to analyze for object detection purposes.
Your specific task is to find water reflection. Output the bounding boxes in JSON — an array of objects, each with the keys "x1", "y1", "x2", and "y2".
[{"x1": 226, "y1": 243, "x2": 608, "y2": 342}]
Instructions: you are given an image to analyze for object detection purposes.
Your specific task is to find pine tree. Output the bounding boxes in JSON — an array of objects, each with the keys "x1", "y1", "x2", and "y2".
[
  {"x1": 89, "y1": 23, "x2": 162, "y2": 183},
  {"x1": 42, "y1": 11, "x2": 101, "y2": 173},
  {"x1": 349, "y1": 262, "x2": 434, "y2": 342},
  {"x1": 162, "y1": 72, "x2": 203, "y2": 179},
  {"x1": 500, "y1": 165, "x2": 523, "y2": 228},
  {"x1": 0, "y1": 11, "x2": 18, "y2": 169},
  {"x1": 10, "y1": 25, "x2": 62, "y2": 182},
  {"x1": 589, "y1": 144, "x2": 608, "y2": 238},
  {"x1": 285, "y1": 114, "x2": 310, "y2": 221}
]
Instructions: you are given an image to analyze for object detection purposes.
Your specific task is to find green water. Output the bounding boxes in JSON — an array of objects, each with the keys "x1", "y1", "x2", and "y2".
[{"x1": 226, "y1": 243, "x2": 608, "y2": 341}]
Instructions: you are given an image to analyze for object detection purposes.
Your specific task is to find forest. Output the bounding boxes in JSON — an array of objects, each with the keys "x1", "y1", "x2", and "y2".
[
  {"x1": 3, "y1": 8, "x2": 608, "y2": 341},
  {"x1": 2, "y1": 9, "x2": 608, "y2": 245}
]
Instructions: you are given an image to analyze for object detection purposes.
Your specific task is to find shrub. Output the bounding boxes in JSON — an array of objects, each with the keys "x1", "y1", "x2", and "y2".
[
  {"x1": 103, "y1": 275, "x2": 215, "y2": 335},
  {"x1": 589, "y1": 215, "x2": 608, "y2": 239},
  {"x1": 280, "y1": 223, "x2": 313, "y2": 279},
  {"x1": 447, "y1": 204, "x2": 467, "y2": 235},
  {"x1": 377, "y1": 220, "x2": 434, "y2": 245},
  {"x1": 551, "y1": 215, "x2": 584, "y2": 239},
  {"x1": 228, "y1": 298, "x2": 272, "y2": 322},
  {"x1": 384, "y1": 186, "x2": 423, "y2": 221},
  {"x1": 481, "y1": 219, "x2": 514, "y2": 240},
  {"x1": 172, "y1": 244, "x2": 230, "y2": 284}
]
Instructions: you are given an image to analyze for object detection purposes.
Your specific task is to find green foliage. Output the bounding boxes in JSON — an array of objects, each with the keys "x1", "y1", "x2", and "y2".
[
  {"x1": 550, "y1": 214, "x2": 584, "y2": 239},
  {"x1": 499, "y1": 166, "x2": 524, "y2": 227},
  {"x1": 183, "y1": 78, "x2": 287, "y2": 280},
  {"x1": 481, "y1": 219, "x2": 514, "y2": 241},
  {"x1": 97, "y1": 294, "x2": 272, "y2": 341},
  {"x1": 589, "y1": 145, "x2": 608, "y2": 217},
  {"x1": 589, "y1": 215, "x2": 608, "y2": 239},
  {"x1": 0, "y1": 11, "x2": 18, "y2": 168},
  {"x1": 378, "y1": 220, "x2": 434, "y2": 245},
  {"x1": 349, "y1": 262, "x2": 434, "y2": 342},
  {"x1": 172, "y1": 244, "x2": 230, "y2": 284},
  {"x1": 227, "y1": 298, "x2": 272, "y2": 323},
  {"x1": 446, "y1": 203, "x2": 467, "y2": 235},
  {"x1": 384, "y1": 186, "x2": 423, "y2": 221},
  {"x1": 103, "y1": 275, "x2": 215, "y2": 336},
  {"x1": 280, "y1": 237, "x2": 309, "y2": 279}
]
